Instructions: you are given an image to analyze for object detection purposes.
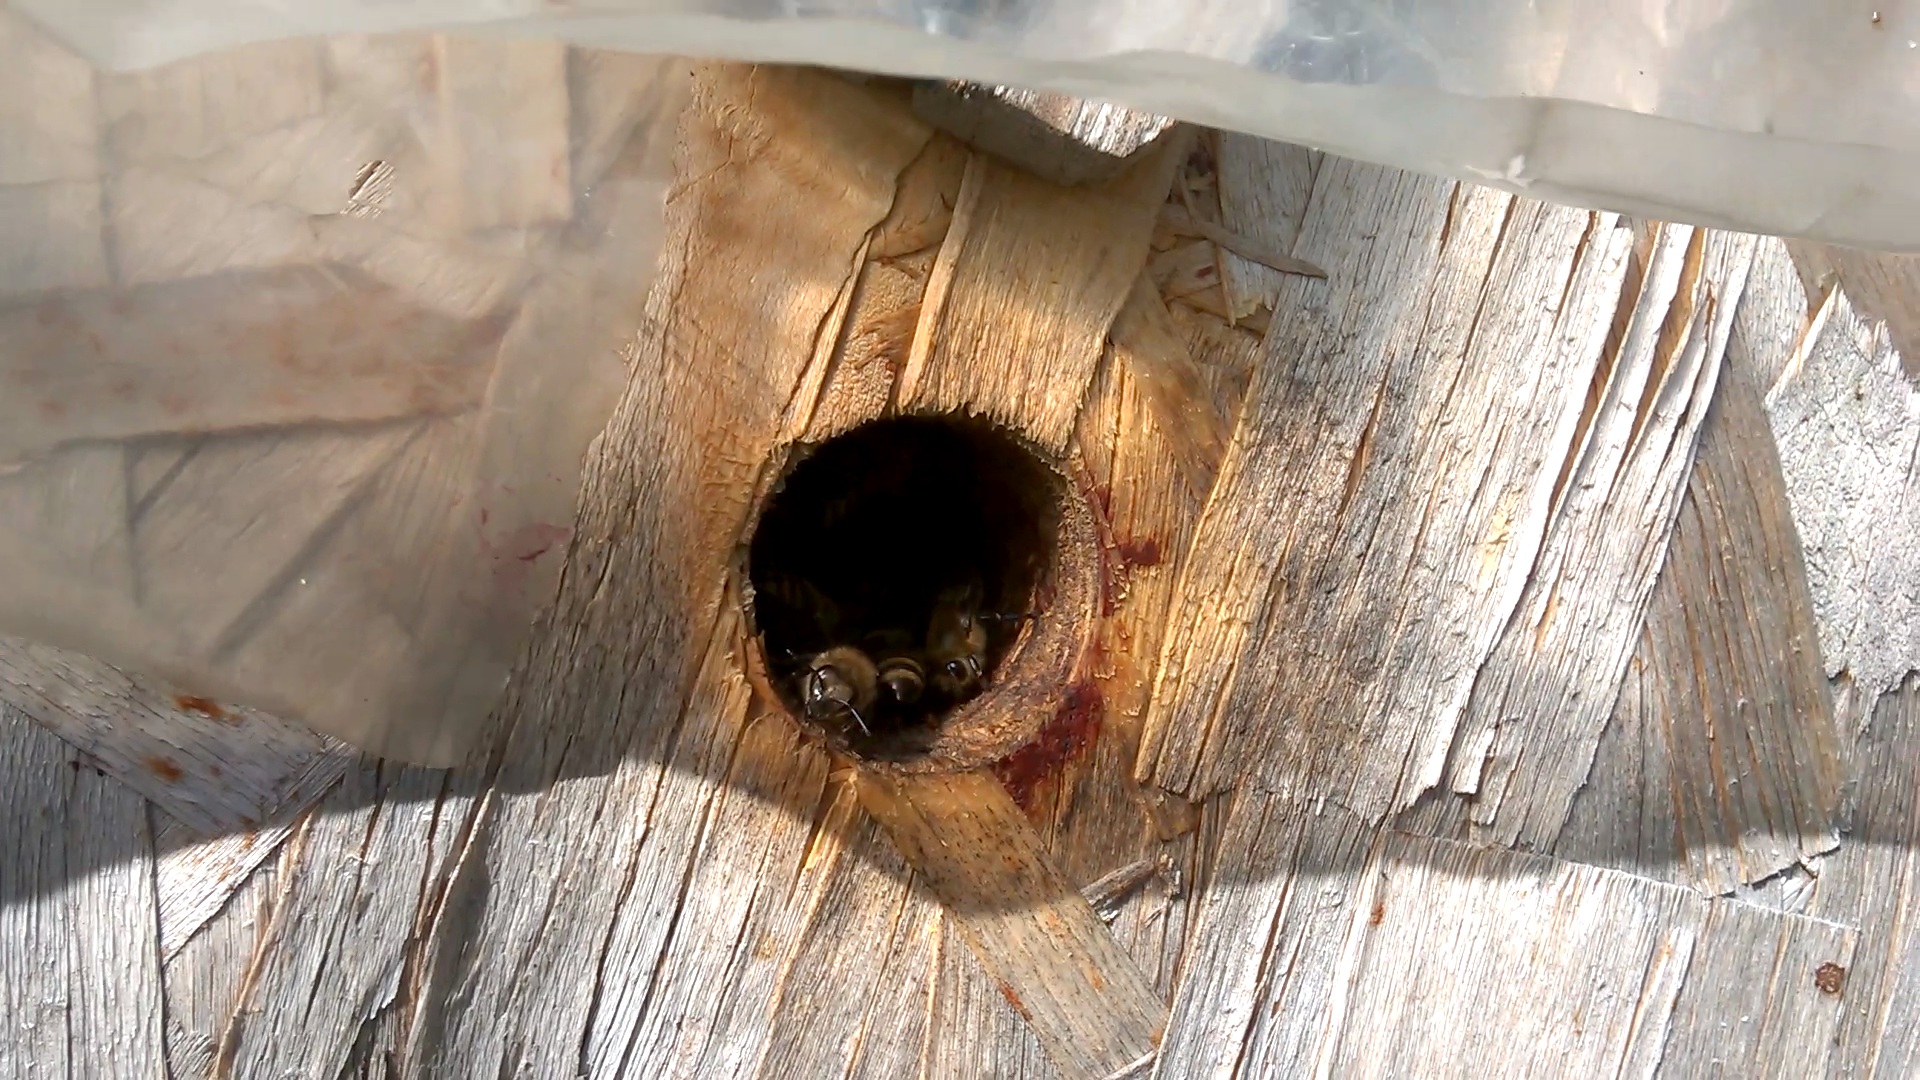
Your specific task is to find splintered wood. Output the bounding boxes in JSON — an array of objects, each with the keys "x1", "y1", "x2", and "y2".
[{"x1": 1140, "y1": 166, "x2": 1632, "y2": 811}]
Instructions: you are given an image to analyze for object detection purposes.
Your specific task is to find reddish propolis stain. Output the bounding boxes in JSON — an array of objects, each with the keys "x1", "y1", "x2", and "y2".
[
  {"x1": 1815, "y1": 962, "x2": 1848, "y2": 996},
  {"x1": 992, "y1": 681, "x2": 1105, "y2": 814},
  {"x1": 174, "y1": 694, "x2": 229, "y2": 721},
  {"x1": 996, "y1": 981, "x2": 1034, "y2": 1023},
  {"x1": 1369, "y1": 900, "x2": 1386, "y2": 926},
  {"x1": 1077, "y1": 474, "x2": 1168, "y2": 615},
  {"x1": 145, "y1": 755, "x2": 185, "y2": 782},
  {"x1": 1116, "y1": 537, "x2": 1164, "y2": 570}
]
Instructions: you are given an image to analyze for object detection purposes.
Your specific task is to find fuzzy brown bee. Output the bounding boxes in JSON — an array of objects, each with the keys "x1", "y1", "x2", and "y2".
[
  {"x1": 925, "y1": 580, "x2": 997, "y2": 702},
  {"x1": 798, "y1": 646, "x2": 878, "y2": 736},
  {"x1": 875, "y1": 653, "x2": 927, "y2": 707},
  {"x1": 925, "y1": 580, "x2": 1039, "y2": 704}
]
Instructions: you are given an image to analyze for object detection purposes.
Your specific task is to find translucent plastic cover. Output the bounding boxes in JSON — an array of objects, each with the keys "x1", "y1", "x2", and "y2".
[
  {"x1": 0, "y1": 8, "x2": 683, "y2": 763},
  {"x1": 18, "y1": 1, "x2": 1920, "y2": 251}
]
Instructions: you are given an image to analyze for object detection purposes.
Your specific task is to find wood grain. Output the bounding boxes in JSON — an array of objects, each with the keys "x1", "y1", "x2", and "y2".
[
  {"x1": 219, "y1": 761, "x2": 473, "y2": 1079},
  {"x1": 160, "y1": 844, "x2": 278, "y2": 1079},
  {"x1": 1762, "y1": 265, "x2": 1920, "y2": 702},
  {"x1": 394, "y1": 65, "x2": 933, "y2": 1078},
  {"x1": 899, "y1": 134, "x2": 1183, "y2": 452},
  {"x1": 1212, "y1": 132, "x2": 1319, "y2": 321},
  {"x1": 1138, "y1": 162, "x2": 1633, "y2": 814},
  {"x1": 860, "y1": 769, "x2": 1165, "y2": 1079},
  {"x1": 1804, "y1": 674, "x2": 1920, "y2": 1077},
  {"x1": 1786, "y1": 241, "x2": 1920, "y2": 379},
  {"x1": 1430, "y1": 226, "x2": 1761, "y2": 847},
  {"x1": 1554, "y1": 369, "x2": 1844, "y2": 894},
  {"x1": 7, "y1": 53, "x2": 1916, "y2": 1079}
]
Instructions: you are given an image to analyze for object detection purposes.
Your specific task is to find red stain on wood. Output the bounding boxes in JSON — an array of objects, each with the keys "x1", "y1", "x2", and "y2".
[
  {"x1": 1115, "y1": 537, "x2": 1163, "y2": 570},
  {"x1": 995, "y1": 980, "x2": 1034, "y2": 1023},
  {"x1": 993, "y1": 681, "x2": 1105, "y2": 813},
  {"x1": 145, "y1": 755, "x2": 185, "y2": 782},
  {"x1": 1369, "y1": 900, "x2": 1386, "y2": 925},
  {"x1": 174, "y1": 694, "x2": 231, "y2": 721},
  {"x1": 1076, "y1": 472, "x2": 1167, "y2": 615}
]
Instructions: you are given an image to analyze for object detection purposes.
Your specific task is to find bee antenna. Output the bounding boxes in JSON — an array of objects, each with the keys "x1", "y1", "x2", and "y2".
[{"x1": 844, "y1": 701, "x2": 872, "y2": 737}]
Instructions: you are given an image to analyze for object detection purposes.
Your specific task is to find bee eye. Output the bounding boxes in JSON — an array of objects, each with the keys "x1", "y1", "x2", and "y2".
[{"x1": 946, "y1": 660, "x2": 969, "y2": 680}]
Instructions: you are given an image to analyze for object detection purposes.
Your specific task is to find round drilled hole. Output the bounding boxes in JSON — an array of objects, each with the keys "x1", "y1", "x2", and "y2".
[{"x1": 741, "y1": 415, "x2": 1096, "y2": 771}]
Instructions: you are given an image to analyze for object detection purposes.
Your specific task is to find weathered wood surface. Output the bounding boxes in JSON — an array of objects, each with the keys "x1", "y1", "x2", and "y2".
[{"x1": 4, "y1": 56, "x2": 1920, "y2": 1080}]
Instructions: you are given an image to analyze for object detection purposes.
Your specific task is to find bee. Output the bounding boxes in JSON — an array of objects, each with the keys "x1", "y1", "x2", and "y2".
[
  {"x1": 925, "y1": 582, "x2": 989, "y2": 701},
  {"x1": 926, "y1": 580, "x2": 1042, "y2": 703},
  {"x1": 797, "y1": 646, "x2": 878, "y2": 736},
  {"x1": 856, "y1": 626, "x2": 927, "y2": 708},
  {"x1": 875, "y1": 653, "x2": 927, "y2": 707}
]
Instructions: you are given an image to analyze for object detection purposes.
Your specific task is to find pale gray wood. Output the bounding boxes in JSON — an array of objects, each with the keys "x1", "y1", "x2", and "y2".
[
  {"x1": 220, "y1": 758, "x2": 473, "y2": 1080},
  {"x1": 1436, "y1": 227, "x2": 1760, "y2": 848},
  {"x1": 1786, "y1": 241, "x2": 1920, "y2": 379},
  {"x1": 1762, "y1": 264, "x2": 1920, "y2": 701},
  {"x1": 1656, "y1": 899, "x2": 1855, "y2": 1078},
  {"x1": 1554, "y1": 365, "x2": 1844, "y2": 894},
  {"x1": 154, "y1": 817, "x2": 296, "y2": 959},
  {"x1": 0, "y1": 705, "x2": 167, "y2": 1080},
  {"x1": 0, "y1": 639, "x2": 352, "y2": 838},
  {"x1": 161, "y1": 847, "x2": 277, "y2": 1079},
  {"x1": 1320, "y1": 833, "x2": 1706, "y2": 1078},
  {"x1": 1139, "y1": 161, "x2": 1634, "y2": 814},
  {"x1": 1212, "y1": 132, "x2": 1319, "y2": 318},
  {"x1": 1152, "y1": 795, "x2": 1377, "y2": 1079},
  {"x1": 1804, "y1": 674, "x2": 1920, "y2": 1079}
]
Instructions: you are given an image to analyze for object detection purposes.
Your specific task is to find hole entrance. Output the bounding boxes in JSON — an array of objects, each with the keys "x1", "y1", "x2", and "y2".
[{"x1": 746, "y1": 415, "x2": 1073, "y2": 766}]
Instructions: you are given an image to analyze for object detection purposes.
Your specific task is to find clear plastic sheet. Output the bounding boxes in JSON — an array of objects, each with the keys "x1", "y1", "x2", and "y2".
[
  {"x1": 17, "y1": 1, "x2": 1920, "y2": 250},
  {"x1": 0, "y1": 8, "x2": 683, "y2": 763},
  {"x1": 2, "y1": 1, "x2": 1915, "y2": 765}
]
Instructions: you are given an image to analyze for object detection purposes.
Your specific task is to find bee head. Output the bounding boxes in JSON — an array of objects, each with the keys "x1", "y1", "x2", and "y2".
[{"x1": 802, "y1": 663, "x2": 852, "y2": 713}]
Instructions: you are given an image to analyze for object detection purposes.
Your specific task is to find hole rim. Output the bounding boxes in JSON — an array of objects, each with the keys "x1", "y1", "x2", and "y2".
[{"x1": 733, "y1": 414, "x2": 1099, "y2": 775}]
